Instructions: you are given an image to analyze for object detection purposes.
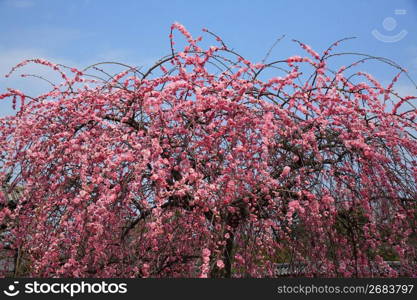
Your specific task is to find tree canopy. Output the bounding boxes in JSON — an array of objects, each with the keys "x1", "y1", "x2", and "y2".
[{"x1": 1, "y1": 24, "x2": 416, "y2": 277}]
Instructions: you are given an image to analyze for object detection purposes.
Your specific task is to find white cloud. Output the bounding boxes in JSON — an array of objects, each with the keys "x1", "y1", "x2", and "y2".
[
  {"x1": 0, "y1": 47, "x2": 81, "y2": 116},
  {"x1": 1, "y1": 27, "x2": 93, "y2": 50},
  {"x1": 92, "y1": 49, "x2": 158, "y2": 72},
  {"x1": 406, "y1": 45, "x2": 417, "y2": 72},
  {"x1": 388, "y1": 84, "x2": 417, "y2": 116},
  {"x1": 395, "y1": 84, "x2": 417, "y2": 98},
  {"x1": 0, "y1": 46, "x2": 159, "y2": 117},
  {"x1": 412, "y1": 57, "x2": 417, "y2": 70},
  {"x1": 0, "y1": 47, "x2": 79, "y2": 89},
  {"x1": 0, "y1": 23, "x2": 163, "y2": 117},
  {"x1": 6, "y1": 0, "x2": 34, "y2": 8}
]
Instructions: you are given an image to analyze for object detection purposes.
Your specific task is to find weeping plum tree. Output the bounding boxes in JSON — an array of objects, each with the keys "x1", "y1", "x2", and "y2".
[{"x1": 0, "y1": 24, "x2": 416, "y2": 278}]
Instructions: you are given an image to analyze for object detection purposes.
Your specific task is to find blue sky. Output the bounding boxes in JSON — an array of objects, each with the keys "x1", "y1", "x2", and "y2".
[{"x1": 1, "y1": 0, "x2": 417, "y2": 116}]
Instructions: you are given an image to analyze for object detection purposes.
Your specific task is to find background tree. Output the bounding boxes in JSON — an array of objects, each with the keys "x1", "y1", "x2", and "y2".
[{"x1": 0, "y1": 24, "x2": 416, "y2": 277}]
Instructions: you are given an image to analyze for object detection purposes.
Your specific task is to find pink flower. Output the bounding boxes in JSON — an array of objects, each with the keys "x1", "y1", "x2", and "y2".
[
  {"x1": 142, "y1": 263, "x2": 150, "y2": 277},
  {"x1": 288, "y1": 200, "x2": 305, "y2": 214},
  {"x1": 322, "y1": 195, "x2": 334, "y2": 205},
  {"x1": 216, "y1": 260, "x2": 225, "y2": 269},
  {"x1": 288, "y1": 200, "x2": 299, "y2": 210},
  {"x1": 280, "y1": 166, "x2": 291, "y2": 178},
  {"x1": 202, "y1": 248, "x2": 211, "y2": 258},
  {"x1": 2, "y1": 23, "x2": 416, "y2": 279},
  {"x1": 234, "y1": 254, "x2": 245, "y2": 264}
]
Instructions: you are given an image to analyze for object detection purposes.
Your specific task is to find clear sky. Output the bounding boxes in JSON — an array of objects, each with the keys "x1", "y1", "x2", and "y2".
[{"x1": 1, "y1": 0, "x2": 417, "y2": 116}]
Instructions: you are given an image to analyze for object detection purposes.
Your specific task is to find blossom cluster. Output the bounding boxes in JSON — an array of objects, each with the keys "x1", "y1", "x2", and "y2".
[{"x1": 0, "y1": 23, "x2": 416, "y2": 277}]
